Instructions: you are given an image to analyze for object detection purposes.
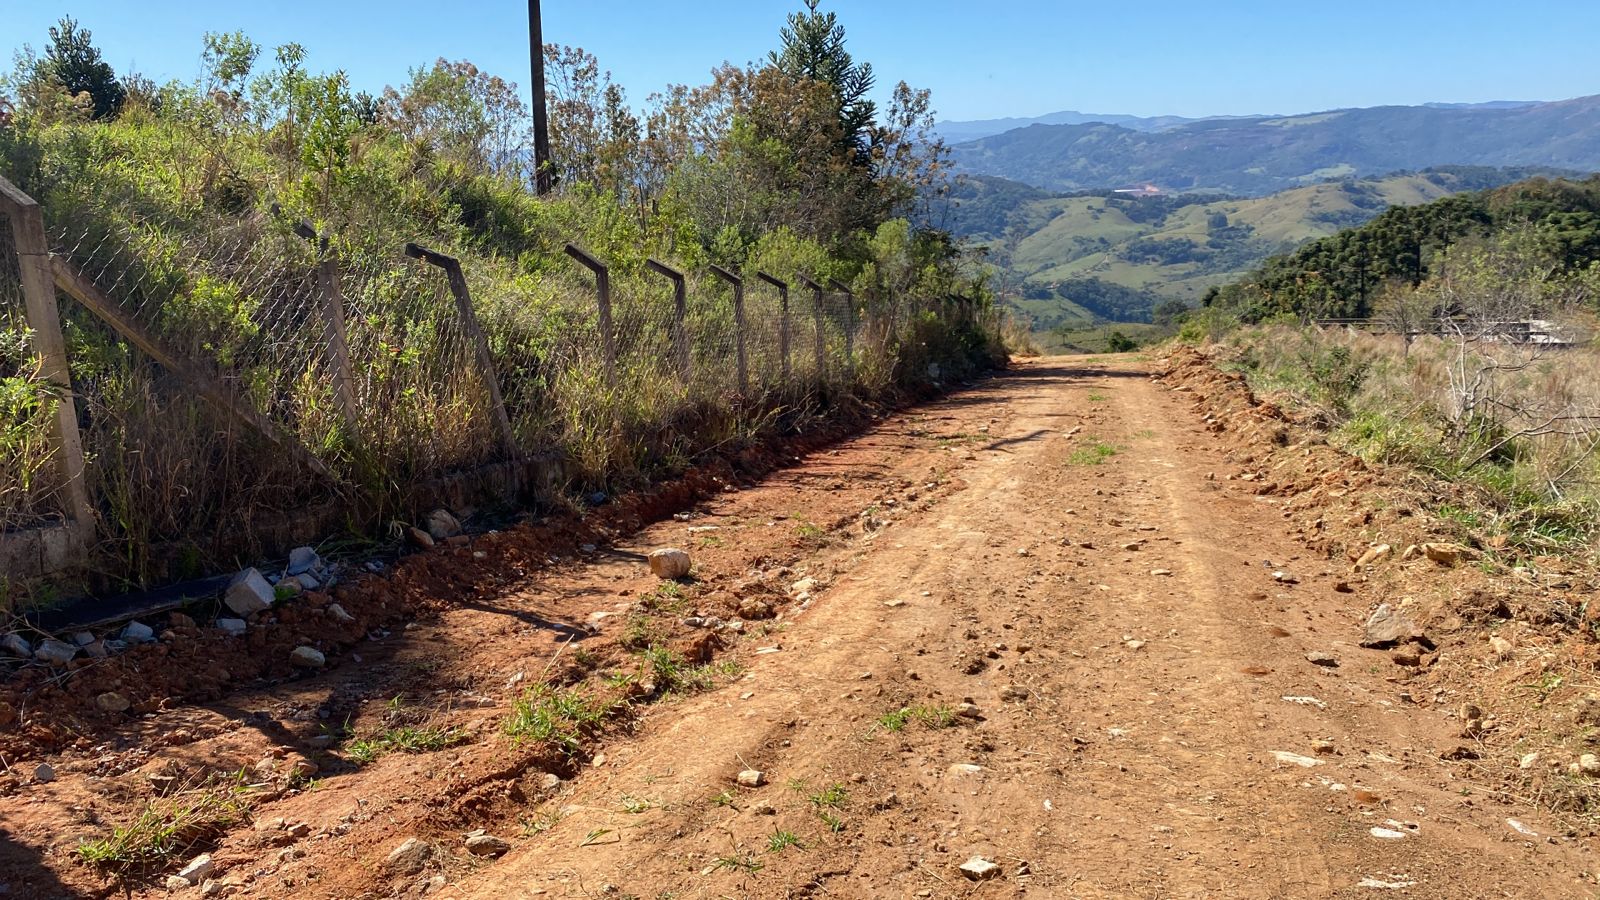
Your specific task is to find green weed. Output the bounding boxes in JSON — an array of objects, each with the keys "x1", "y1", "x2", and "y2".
[
  {"x1": 1068, "y1": 441, "x2": 1119, "y2": 465},
  {"x1": 620, "y1": 793, "x2": 658, "y2": 813},
  {"x1": 766, "y1": 829, "x2": 803, "y2": 852},
  {"x1": 641, "y1": 646, "x2": 740, "y2": 695},
  {"x1": 77, "y1": 783, "x2": 248, "y2": 873},
  {"x1": 807, "y1": 783, "x2": 848, "y2": 810},
  {"x1": 503, "y1": 685, "x2": 615, "y2": 754},
  {"x1": 875, "y1": 703, "x2": 957, "y2": 733},
  {"x1": 520, "y1": 808, "x2": 565, "y2": 836},
  {"x1": 345, "y1": 725, "x2": 467, "y2": 764},
  {"x1": 711, "y1": 852, "x2": 764, "y2": 874}
]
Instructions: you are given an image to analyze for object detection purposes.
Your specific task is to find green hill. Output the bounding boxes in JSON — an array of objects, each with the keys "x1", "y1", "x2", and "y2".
[{"x1": 943, "y1": 168, "x2": 1572, "y2": 327}]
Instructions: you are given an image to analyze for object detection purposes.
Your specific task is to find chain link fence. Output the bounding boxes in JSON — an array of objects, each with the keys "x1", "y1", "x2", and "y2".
[{"x1": 6, "y1": 183, "x2": 983, "y2": 588}]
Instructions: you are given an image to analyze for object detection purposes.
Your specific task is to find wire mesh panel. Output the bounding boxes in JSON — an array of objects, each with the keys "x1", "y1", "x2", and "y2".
[
  {"x1": 340, "y1": 252, "x2": 503, "y2": 484},
  {"x1": 684, "y1": 273, "x2": 744, "y2": 403},
  {"x1": 47, "y1": 208, "x2": 336, "y2": 572},
  {"x1": 0, "y1": 207, "x2": 70, "y2": 532}
]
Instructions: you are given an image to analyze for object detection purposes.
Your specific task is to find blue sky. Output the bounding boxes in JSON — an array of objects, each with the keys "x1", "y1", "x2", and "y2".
[{"x1": 4, "y1": 1, "x2": 1598, "y2": 122}]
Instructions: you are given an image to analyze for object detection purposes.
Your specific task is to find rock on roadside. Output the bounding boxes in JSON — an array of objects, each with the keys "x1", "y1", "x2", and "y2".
[
  {"x1": 1, "y1": 633, "x2": 32, "y2": 658},
  {"x1": 960, "y1": 857, "x2": 1001, "y2": 881},
  {"x1": 95, "y1": 691, "x2": 131, "y2": 713},
  {"x1": 286, "y1": 546, "x2": 320, "y2": 576},
  {"x1": 1360, "y1": 603, "x2": 1425, "y2": 649},
  {"x1": 385, "y1": 837, "x2": 431, "y2": 875},
  {"x1": 34, "y1": 639, "x2": 78, "y2": 667},
  {"x1": 464, "y1": 833, "x2": 511, "y2": 857},
  {"x1": 176, "y1": 853, "x2": 215, "y2": 884},
  {"x1": 648, "y1": 548, "x2": 692, "y2": 579},
  {"x1": 225, "y1": 568, "x2": 276, "y2": 616},
  {"x1": 289, "y1": 646, "x2": 326, "y2": 668},
  {"x1": 426, "y1": 508, "x2": 463, "y2": 540}
]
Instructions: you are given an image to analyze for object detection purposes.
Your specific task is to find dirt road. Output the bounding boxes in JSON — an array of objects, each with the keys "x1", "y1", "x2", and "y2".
[
  {"x1": 5, "y1": 355, "x2": 1593, "y2": 899},
  {"x1": 437, "y1": 356, "x2": 1589, "y2": 899}
]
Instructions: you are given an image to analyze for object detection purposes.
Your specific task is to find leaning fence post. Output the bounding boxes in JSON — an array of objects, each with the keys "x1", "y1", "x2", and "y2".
[
  {"x1": 798, "y1": 275, "x2": 826, "y2": 381},
  {"x1": 645, "y1": 258, "x2": 690, "y2": 383},
  {"x1": 756, "y1": 272, "x2": 790, "y2": 383},
  {"x1": 829, "y1": 279, "x2": 856, "y2": 367},
  {"x1": 291, "y1": 221, "x2": 360, "y2": 435},
  {"x1": 0, "y1": 177, "x2": 93, "y2": 540},
  {"x1": 708, "y1": 265, "x2": 748, "y2": 396},
  {"x1": 404, "y1": 243, "x2": 517, "y2": 457},
  {"x1": 563, "y1": 244, "x2": 617, "y2": 388}
]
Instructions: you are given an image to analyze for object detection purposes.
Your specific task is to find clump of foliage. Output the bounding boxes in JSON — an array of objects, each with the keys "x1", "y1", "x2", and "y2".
[{"x1": 0, "y1": 5, "x2": 1006, "y2": 597}]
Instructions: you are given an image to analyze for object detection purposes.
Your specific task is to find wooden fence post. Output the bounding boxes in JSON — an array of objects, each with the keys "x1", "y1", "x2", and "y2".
[
  {"x1": 291, "y1": 221, "x2": 360, "y2": 434},
  {"x1": 798, "y1": 275, "x2": 826, "y2": 381},
  {"x1": 563, "y1": 244, "x2": 616, "y2": 388},
  {"x1": 756, "y1": 272, "x2": 790, "y2": 383},
  {"x1": 645, "y1": 258, "x2": 690, "y2": 383},
  {"x1": 0, "y1": 177, "x2": 94, "y2": 538},
  {"x1": 404, "y1": 243, "x2": 518, "y2": 457},
  {"x1": 708, "y1": 265, "x2": 748, "y2": 396},
  {"x1": 829, "y1": 279, "x2": 856, "y2": 367}
]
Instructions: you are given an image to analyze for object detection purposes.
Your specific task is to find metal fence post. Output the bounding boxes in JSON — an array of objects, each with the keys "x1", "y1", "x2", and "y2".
[
  {"x1": 798, "y1": 275, "x2": 826, "y2": 380},
  {"x1": 563, "y1": 244, "x2": 616, "y2": 388},
  {"x1": 291, "y1": 221, "x2": 360, "y2": 435},
  {"x1": 645, "y1": 258, "x2": 690, "y2": 383},
  {"x1": 404, "y1": 243, "x2": 518, "y2": 457},
  {"x1": 829, "y1": 279, "x2": 856, "y2": 367},
  {"x1": 0, "y1": 177, "x2": 94, "y2": 538},
  {"x1": 756, "y1": 272, "x2": 790, "y2": 383},
  {"x1": 708, "y1": 265, "x2": 747, "y2": 396}
]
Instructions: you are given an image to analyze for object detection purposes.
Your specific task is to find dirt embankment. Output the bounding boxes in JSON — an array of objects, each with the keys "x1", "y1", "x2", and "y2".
[{"x1": 1162, "y1": 343, "x2": 1600, "y2": 831}]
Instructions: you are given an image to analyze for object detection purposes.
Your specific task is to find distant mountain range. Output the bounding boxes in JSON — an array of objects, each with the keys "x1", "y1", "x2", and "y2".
[
  {"x1": 934, "y1": 101, "x2": 1542, "y2": 144},
  {"x1": 934, "y1": 111, "x2": 1239, "y2": 143},
  {"x1": 944, "y1": 96, "x2": 1598, "y2": 195}
]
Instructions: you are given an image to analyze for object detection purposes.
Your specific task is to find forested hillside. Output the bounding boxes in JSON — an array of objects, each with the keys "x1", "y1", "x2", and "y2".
[
  {"x1": 1207, "y1": 175, "x2": 1600, "y2": 321},
  {"x1": 949, "y1": 96, "x2": 1600, "y2": 195}
]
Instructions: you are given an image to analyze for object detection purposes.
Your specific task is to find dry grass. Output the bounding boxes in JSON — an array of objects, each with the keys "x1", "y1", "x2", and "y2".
[{"x1": 1224, "y1": 323, "x2": 1600, "y2": 552}]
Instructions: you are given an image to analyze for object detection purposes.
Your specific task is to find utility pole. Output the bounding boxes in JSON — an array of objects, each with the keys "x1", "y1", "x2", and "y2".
[{"x1": 529, "y1": 0, "x2": 553, "y2": 195}]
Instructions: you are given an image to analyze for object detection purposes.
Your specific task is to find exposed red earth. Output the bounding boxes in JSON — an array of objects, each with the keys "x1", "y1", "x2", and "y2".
[{"x1": 3, "y1": 353, "x2": 1596, "y2": 899}]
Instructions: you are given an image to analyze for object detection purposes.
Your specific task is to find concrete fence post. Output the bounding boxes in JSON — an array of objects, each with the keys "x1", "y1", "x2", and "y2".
[
  {"x1": 829, "y1": 279, "x2": 856, "y2": 367},
  {"x1": 708, "y1": 265, "x2": 748, "y2": 396},
  {"x1": 0, "y1": 176, "x2": 93, "y2": 540},
  {"x1": 645, "y1": 258, "x2": 690, "y2": 384},
  {"x1": 798, "y1": 275, "x2": 826, "y2": 381},
  {"x1": 563, "y1": 244, "x2": 617, "y2": 389},
  {"x1": 405, "y1": 242, "x2": 518, "y2": 457},
  {"x1": 291, "y1": 221, "x2": 360, "y2": 435},
  {"x1": 756, "y1": 272, "x2": 790, "y2": 383}
]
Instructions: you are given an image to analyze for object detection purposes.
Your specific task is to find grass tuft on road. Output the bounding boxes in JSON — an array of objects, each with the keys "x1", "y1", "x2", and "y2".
[
  {"x1": 346, "y1": 726, "x2": 468, "y2": 764},
  {"x1": 504, "y1": 685, "x2": 615, "y2": 754},
  {"x1": 77, "y1": 780, "x2": 248, "y2": 873},
  {"x1": 1068, "y1": 440, "x2": 1119, "y2": 465}
]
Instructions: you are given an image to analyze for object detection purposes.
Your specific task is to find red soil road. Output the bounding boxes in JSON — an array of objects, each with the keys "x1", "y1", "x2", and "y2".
[
  {"x1": 434, "y1": 357, "x2": 1589, "y2": 899},
  {"x1": 3, "y1": 356, "x2": 1592, "y2": 899}
]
